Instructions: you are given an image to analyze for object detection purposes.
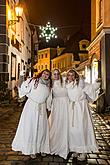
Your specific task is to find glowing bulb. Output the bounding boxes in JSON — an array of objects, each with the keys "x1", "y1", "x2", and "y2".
[{"x1": 39, "y1": 22, "x2": 57, "y2": 42}]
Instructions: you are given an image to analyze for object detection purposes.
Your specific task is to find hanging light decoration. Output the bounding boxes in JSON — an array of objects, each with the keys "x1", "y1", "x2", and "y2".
[{"x1": 39, "y1": 22, "x2": 57, "y2": 42}]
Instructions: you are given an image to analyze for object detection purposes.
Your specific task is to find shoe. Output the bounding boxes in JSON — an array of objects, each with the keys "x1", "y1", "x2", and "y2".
[
  {"x1": 72, "y1": 152, "x2": 78, "y2": 158},
  {"x1": 77, "y1": 153, "x2": 87, "y2": 161},
  {"x1": 30, "y1": 154, "x2": 36, "y2": 159},
  {"x1": 41, "y1": 153, "x2": 46, "y2": 157}
]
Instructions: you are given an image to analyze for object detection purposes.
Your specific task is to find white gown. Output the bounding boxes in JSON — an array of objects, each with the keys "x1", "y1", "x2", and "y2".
[
  {"x1": 47, "y1": 80, "x2": 69, "y2": 159},
  {"x1": 66, "y1": 79, "x2": 100, "y2": 153},
  {"x1": 12, "y1": 78, "x2": 50, "y2": 155}
]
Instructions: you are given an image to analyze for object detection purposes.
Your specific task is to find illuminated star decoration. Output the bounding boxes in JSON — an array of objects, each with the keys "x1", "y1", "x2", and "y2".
[{"x1": 39, "y1": 22, "x2": 57, "y2": 42}]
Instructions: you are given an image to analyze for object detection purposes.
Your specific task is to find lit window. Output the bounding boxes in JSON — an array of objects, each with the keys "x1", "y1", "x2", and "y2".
[
  {"x1": 97, "y1": 0, "x2": 103, "y2": 27},
  {"x1": 82, "y1": 44, "x2": 86, "y2": 49},
  {"x1": 99, "y1": 0, "x2": 103, "y2": 21},
  {"x1": 45, "y1": 53, "x2": 48, "y2": 58},
  {"x1": 58, "y1": 63, "x2": 59, "y2": 68}
]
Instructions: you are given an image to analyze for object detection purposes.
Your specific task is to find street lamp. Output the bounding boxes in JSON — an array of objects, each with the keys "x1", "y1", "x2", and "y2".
[{"x1": 8, "y1": 5, "x2": 23, "y2": 26}]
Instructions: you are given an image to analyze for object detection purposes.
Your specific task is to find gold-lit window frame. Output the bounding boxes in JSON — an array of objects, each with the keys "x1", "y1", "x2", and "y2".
[{"x1": 97, "y1": 0, "x2": 103, "y2": 28}]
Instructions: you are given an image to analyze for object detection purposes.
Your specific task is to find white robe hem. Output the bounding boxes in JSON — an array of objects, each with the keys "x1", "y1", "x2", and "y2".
[{"x1": 69, "y1": 145, "x2": 98, "y2": 153}]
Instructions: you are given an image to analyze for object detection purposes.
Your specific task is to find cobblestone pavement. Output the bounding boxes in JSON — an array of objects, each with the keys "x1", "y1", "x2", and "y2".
[{"x1": 0, "y1": 105, "x2": 110, "y2": 165}]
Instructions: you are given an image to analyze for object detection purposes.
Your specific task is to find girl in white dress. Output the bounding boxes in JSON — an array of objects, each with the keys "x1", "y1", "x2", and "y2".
[
  {"x1": 12, "y1": 69, "x2": 52, "y2": 158},
  {"x1": 47, "y1": 69, "x2": 69, "y2": 159},
  {"x1": 66, "y1": 69, "x2": 100, "y2": 161}
]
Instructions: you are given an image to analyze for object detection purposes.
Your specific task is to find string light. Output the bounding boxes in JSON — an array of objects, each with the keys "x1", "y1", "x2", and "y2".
[
  {"x1": 39, "y1": 22, "x2": 57, "y2": 42},
  {"x1": 28, "y1": 22, "x2": 91, "y2": 29}
]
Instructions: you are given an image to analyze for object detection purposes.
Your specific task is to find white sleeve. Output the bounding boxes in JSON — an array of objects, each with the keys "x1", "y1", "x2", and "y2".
[
  {"x1": 79, "y1": 77, "x2": 85, "y2": 89},
  {"x1": 18, "y1": 78, "x2": 32, "y2": 98},
  {"x1": 92, "y1": 82, "x2": 100, "y2": 91},
  {"x1": 46, "y1": 89, "x2": 53, "y2": 111},
  {"x1": 83, "y1": 82, "x2": 100, "y2": 102}
]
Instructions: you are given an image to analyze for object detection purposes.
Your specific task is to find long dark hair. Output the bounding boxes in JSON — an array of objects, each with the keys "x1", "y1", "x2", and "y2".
[
  {"x1": 29, "y1": 69, "x2": 52, "y2": 88},
  {"x1": 66, "y1": 69, "x2": 80, "y2": 85},
  {"x1": 52, "y1": 68, "x2": 63, "y2": 86}
]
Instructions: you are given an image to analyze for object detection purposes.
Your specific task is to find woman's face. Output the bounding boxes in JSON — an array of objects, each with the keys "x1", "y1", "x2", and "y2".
[
  {"x1": 53, "y1": 70, "x2": 60, "y2": 80},
  {"x1": 42, "y1": 71, "x2": 50, "y2": 80},
  {"x1": 67, "y1": 72, "x2": 75, "y2": 82}
]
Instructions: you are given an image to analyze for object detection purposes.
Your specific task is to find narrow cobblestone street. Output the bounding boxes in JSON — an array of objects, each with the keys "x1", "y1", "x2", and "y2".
[{"x1": 0, "y1": 105, "x2": 110, "y2": 165}]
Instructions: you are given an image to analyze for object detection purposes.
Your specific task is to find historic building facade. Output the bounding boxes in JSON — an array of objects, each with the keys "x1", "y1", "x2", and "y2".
[
  {"x1": 34, "y1": 48, "x2": 57, "y2": 74},
  {"x1": 51, "y1": 53, "x2": 73, "y2": 72},
  {"x1": 87, "y1": 0, "x2": 110, "y2": 106},
  {"x1": 0, "y1": 0, "x2": 31, "y2": 95}
]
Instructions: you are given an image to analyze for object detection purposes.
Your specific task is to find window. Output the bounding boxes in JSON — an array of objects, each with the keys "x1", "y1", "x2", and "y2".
[
  {"x1": 99, "y1": 0, "x2": 103, "y2": 21},
  {"x1": 42, "y1": 54, "x2": 43, "y2": 58},
  {"x1": 11, "y1": 53, "x2": 16, "y2": 80},
  {"x1": 41, "y1": 65, "x2": 43, "y2": 69},
  {"x1": 53, "y1": 63, "x2": 54, "y2": 68},
  {"x1": 82, "y1": 44, "x2": 86, "y2": 49},
  {"x1": 21, "y1": 59, "x2": 24, "y2": 71},
  {"x1": 18, "y1": 63, "x2": 20, "y2": 79},
  {"x1": 45, "y1": 53, "x2": 48, "y2": 58},
  {"x1": 97, "y1": 0, "x2": 103, "y2": 27},
  {"x1": 58, "y1": 63, "x2": 59, "y2": 68},
  {"x1": 64, "y1": 60, "x2": 65, "y2": 67},
  {"x1": 45, "y1": 65, "x2": 47, "y2": 69}
]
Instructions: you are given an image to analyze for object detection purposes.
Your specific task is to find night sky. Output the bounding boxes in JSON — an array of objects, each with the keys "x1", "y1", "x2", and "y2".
[{"x1": 25, "y1": 0, "x2": 91, "y2": 41}]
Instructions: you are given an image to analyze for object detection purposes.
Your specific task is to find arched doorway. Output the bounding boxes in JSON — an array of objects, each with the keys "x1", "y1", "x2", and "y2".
[
  {"x1": 92, "y1": 58, "x2": 98, "y2": 83},
  {"x1": 85, "y1": 66, "x2": 91, "y2": 83}
]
